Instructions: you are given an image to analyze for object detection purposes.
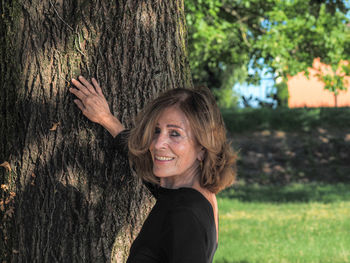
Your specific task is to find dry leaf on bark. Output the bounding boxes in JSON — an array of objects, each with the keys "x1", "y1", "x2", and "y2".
[
  {"x1": 50, "y1": 122, "x2": 60, "y2": 131},
  {"x1": 0, "y1": 161, "x2": 11, "y2": 172}
]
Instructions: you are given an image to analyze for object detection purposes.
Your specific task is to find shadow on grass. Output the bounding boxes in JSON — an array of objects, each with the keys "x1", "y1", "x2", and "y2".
[
  {"x1": 218, "y1": 183, "x2": 350, "y2": 203},
  {"x1": 215, "y1": 260, "x2": 250, "y2": 263},
  {"x1": 222, "y1": 107, "x2": 350, "y2": 133}
]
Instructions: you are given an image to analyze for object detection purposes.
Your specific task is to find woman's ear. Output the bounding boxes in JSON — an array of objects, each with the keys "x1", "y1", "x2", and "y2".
[{"x1": 197, "y1": 147, "x2": 205, "y2": 161}]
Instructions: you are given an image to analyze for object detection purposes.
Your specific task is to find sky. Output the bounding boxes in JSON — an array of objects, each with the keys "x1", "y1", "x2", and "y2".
[{"x1": 234, "y1": 67, "x2": 276, "y2": 108}]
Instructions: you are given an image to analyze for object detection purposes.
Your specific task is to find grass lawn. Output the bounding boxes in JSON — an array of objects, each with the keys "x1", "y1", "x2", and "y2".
[{"x1": 214, "y1": 184, "x2": 350, "y2": 263}]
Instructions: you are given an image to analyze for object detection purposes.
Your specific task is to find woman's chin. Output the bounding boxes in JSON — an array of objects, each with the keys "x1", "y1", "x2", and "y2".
[
  {"x1": 153, "y1": 169, "x2": 173, "y2": 179},
  {"x1": 153, "y1": 172, "x2": 169, "y2": 178}
]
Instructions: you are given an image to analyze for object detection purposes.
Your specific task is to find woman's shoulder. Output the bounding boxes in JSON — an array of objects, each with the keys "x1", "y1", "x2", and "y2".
[
  {"x1": 159, "y1": 187, "x2": 214, "y2": 224},
  {"x1": 162, "y1": 188, "x2": 217, "y2": 249}
]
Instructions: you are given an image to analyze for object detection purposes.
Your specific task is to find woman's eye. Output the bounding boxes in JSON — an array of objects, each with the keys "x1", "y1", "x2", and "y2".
[
  {"x1": 154, "y1": 127, "x2": 161, "y2": 134},
  {"x1": 170, "y1": 130, "x2": 180, "y2": 137}
]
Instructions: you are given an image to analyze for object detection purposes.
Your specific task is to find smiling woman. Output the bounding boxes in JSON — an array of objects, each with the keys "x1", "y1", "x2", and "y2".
[
  {"x1": 128, "y1": 87, "x2": 236, "y2": 194},
  {"x1": 148, "y1": 106, "x2": 204, "y2": 188},
  {"x1": 69, "y1": 77, "x2": 237, "y2": 263}
]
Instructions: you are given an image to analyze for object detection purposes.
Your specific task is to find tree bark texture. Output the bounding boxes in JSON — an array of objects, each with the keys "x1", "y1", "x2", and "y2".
[{"x1": 0, "y1": 0, "x2": 192, "y2": 262}]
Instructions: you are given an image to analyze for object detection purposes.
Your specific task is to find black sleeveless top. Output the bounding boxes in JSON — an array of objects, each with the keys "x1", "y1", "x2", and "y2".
[{"x1": 112, "y1": 130, "x2": 218, "y2": 263}]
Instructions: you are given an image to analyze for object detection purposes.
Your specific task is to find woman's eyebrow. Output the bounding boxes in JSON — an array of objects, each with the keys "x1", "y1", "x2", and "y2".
[
  {"x1": 155, "y1": 123, "x2": 185, "y2": 130},
  {"x1": 166, "y1": 124, "x2": 184, "y2": 130}
]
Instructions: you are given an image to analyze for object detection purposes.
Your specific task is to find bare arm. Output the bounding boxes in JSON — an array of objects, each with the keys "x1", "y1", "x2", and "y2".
[{"x1": 69, "y1": 76, "x2": 124, "y2": 137}]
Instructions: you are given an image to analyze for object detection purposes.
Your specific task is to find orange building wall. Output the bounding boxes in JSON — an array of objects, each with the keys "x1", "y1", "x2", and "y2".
[{"x1": 287, "y1": 58, "x2": 350, "y2": 108}]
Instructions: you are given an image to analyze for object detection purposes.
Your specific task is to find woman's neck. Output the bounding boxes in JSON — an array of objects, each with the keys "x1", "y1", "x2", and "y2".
[{"x1": 160, "y1": 169, "x2": 201, "y2": 189}]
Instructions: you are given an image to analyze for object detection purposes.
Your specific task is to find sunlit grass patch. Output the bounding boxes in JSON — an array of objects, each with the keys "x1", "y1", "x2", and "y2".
[{"x1": 214, "y1": 184, "x2": 350, "y2": 263}]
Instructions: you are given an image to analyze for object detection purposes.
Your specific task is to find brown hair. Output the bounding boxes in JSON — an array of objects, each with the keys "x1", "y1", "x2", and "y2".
[{"x1": 128, "y1": 87, "x2": 236, "y2": 194}]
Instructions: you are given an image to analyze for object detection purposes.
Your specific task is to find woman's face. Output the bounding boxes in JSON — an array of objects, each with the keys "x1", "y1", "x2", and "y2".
[{"x1": 149, "y1": 106, "x2": 203, "y2": 182}]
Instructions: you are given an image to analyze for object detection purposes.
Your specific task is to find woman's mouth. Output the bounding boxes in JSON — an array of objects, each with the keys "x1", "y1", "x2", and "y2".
[{"x1": 155, "y1": 156, "x2": 175, "y2": 161}]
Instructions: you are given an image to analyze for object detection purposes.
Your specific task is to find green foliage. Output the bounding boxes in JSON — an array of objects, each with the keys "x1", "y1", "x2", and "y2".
[
  {"x1": 221, "y1": 107, "x2": 350, "y2": 133},
  {"x1": 254, "y1": 1, "x2": 349, "y2": 74},
  {"x1": 185, "y1": 0, "x2": 350, "y2": 106},
  {"x1": 212, "y1": 65, "x2": 247, "y2": 108},
  {"x1": 275, "y1": 80, "x2": 289, "y2": 106},
  {"x1": 213, "y1": 86, "x2": 239, "y2": 109}
]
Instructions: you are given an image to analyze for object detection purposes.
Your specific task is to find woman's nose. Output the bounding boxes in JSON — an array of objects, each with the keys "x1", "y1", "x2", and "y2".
[{"x1": 154, "y1": 133, "x2": 168, "y2": 149}]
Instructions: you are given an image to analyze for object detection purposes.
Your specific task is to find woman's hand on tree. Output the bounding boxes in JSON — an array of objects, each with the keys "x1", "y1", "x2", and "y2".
[
  {"x1": 69, "y1": 76, "x2": 125, "y2": 137},
  {"x1": 70, "y1": 76, "x2": 112, "y2": 125}
]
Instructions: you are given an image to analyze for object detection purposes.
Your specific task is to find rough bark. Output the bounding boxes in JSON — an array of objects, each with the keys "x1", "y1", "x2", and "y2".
[{"x1": 0, "y1": 0, "x2": 192, "y2": 262}]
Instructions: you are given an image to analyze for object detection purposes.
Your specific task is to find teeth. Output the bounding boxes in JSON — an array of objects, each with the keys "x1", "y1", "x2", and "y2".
[{"x1": 155, "y1": 156, "x2": 174, "y2": 161}]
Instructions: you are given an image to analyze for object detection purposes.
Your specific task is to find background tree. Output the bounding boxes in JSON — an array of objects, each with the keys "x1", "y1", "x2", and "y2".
[
  {"x1": 254, "y1": 0, "x2": 350, "y2": 106},
  {"x1": 315, "y1": 61, "x2": 350, "y2": 107},
  {"x1": 0, "y1": 0, "x2": 191, "y2": 262},
  {"x1": 185, "y1": 0, "x2": 350, "y2": 107}
]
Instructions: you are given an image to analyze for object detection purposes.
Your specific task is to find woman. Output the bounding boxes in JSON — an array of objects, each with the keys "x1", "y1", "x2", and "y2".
[{"x1": 69, "y1": 76, "x2": 236, "y2": 262}]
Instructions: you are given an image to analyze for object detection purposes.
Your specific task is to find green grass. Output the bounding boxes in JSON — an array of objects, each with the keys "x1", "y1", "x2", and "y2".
[
  {"x1": 214, "y1": 184, "x2": 350, "y2": 263},
  {"x1": 221, "y1": 107, "x2": 350, "y2": 133}
]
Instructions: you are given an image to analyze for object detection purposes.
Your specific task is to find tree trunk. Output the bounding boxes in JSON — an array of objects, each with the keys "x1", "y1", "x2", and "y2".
[
  {"x1": 0, "y1": 0, "x2": 192, "y2": 262},
  {"x1": 334, "y1": 93, "x2": 338, "y2": 107}
]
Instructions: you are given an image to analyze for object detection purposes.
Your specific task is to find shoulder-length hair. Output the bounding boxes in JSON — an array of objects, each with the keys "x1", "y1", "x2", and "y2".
[{"x1": 128, "y1": 87, "x2": 236, "y2": 194}]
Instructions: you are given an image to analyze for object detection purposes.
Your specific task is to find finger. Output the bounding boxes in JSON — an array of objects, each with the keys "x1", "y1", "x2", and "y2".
[
  {"x1": 69, "y1": 87, "x2": 87, "y2": 101},
  {"x1": 74, "y1": 99, "x2": 85, "y2": 112},
  {"x1": 78, "y1": 76, "x2": 97, "y2": 94},
  {"x1": 71, "y1": 78, "x2": 90, "y2": 96},
  {"x1": 92, "y1": 78, "x2": 103, "y2": 96}
]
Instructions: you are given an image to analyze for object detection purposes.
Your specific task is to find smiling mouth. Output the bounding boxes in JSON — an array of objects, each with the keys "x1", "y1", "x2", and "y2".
[{"x1": 155, "y1": 156, "x2": 175, "y2": 161}]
